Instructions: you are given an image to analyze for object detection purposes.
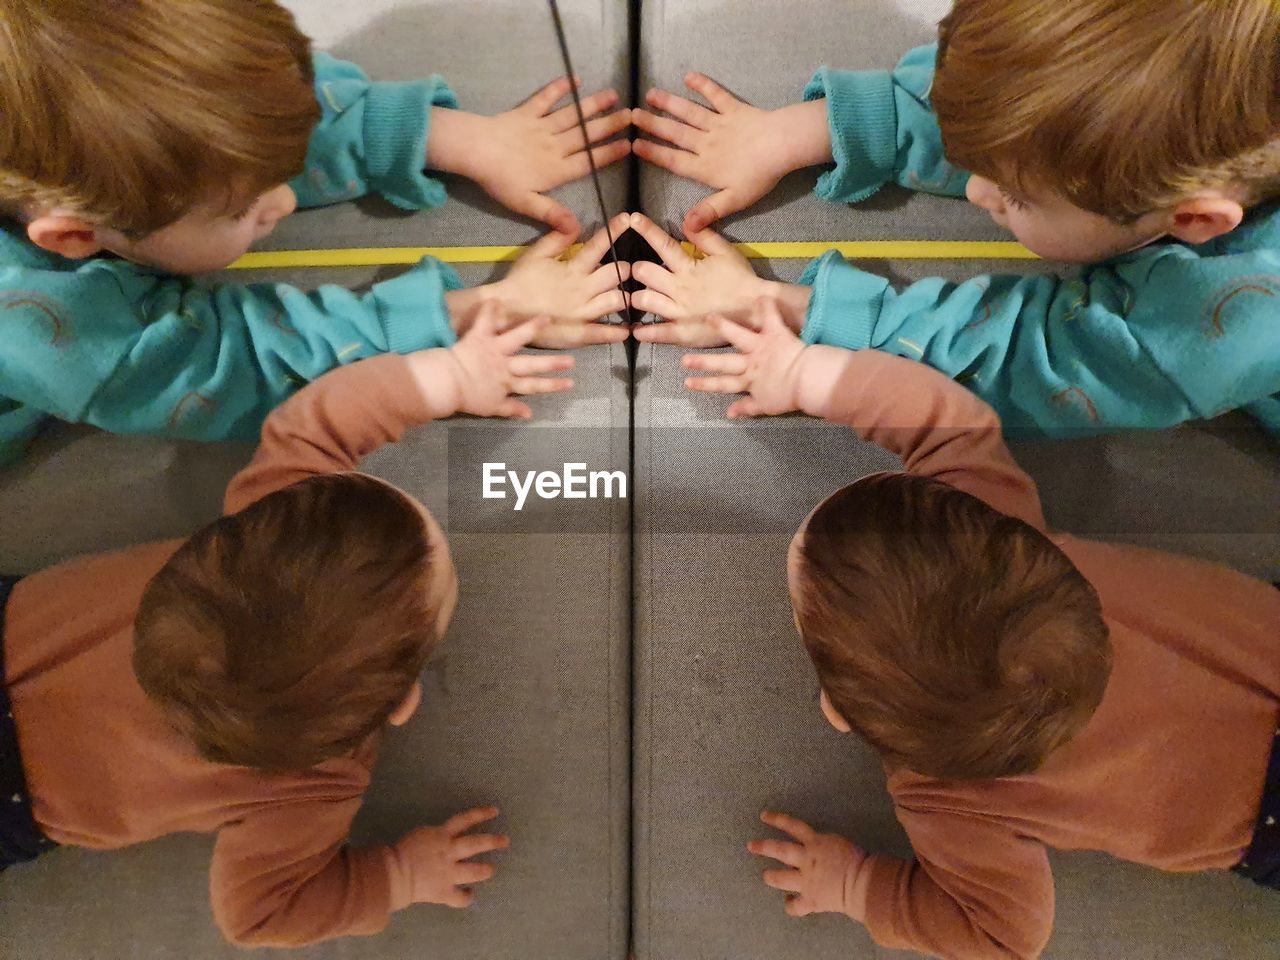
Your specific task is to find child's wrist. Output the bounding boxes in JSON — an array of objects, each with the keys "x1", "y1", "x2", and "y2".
[
  {"x1": 773, "y1": 100, "x2": 834, "y2": 174},
  {"x1": 757, "y1": 281, "x2": 813, "y2": 334},
  {"x1": 792, "y1": 344, "x2": 845, "y2": 417},
  {"x1": 842, "y1": 851, "x2": 871, "y2": 924},
  {"x1": 426, "y1": 107, "x2": 485, "y2": 176},
  {"x1": 384, "y1": 844, "x2": 415, "y2": 912}
]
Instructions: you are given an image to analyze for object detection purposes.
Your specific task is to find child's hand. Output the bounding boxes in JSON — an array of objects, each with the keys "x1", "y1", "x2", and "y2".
[
  {"x1": 629, "y1": 213, "x2": 773, "y2": 347},
  {"x1": 748, "y1": 810, "x2": 867, "y2": 919},
  {"x1": 435, "y1": 305, "x2": 575, "y2": 419},
  {"x1": 429, "y1": 78, "x2": 632, "y2": 234},
  {"x1": 633, "y1": 77, "x2": 831, "y2": 233},
  {"x1": 394, "y1": 806, "x2": 510, "y2": 909},
  {"x1": 485, "y1": 214, "x2": 633, "y2": 348},
  {"x1": 682, "y1": 299, "x2": 809, "y2": 417}
]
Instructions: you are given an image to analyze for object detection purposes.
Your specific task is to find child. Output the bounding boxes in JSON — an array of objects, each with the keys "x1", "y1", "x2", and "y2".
[
  {"x1": 0, "y1": 305, "x2": 573, "y2": 947},
  {"x1": 680, "y1": 299, "x2": 1280, "y2": 960},
  {"x1": 0, "y1": 0, "x2": 633, "y2": 464},
  {"x1": 631, "y1": 0, "x2": 1280, "y2": 438}
]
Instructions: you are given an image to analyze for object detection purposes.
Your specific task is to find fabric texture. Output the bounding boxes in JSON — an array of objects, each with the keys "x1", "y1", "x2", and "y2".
[
  {"x1": 0, "y1": 574, "x2": 55, "y2": 871},
  {"x1": 1235, "y1": 722, "x2": 1280, "y2": 889},
  {"x1": 797, "y1": 45, "x2": 1280, "y2": 438},
  {"x1": 0, "y1": 53, "x2": 465, "y2": 467}
]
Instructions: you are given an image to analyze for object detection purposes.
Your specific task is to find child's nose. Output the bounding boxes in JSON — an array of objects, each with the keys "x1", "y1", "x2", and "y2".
[{"x1": 966, "y1": 175, "x2": 1005, "y2": 215}]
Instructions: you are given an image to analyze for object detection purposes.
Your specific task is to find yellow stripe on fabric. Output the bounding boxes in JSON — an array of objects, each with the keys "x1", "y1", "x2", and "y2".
[{"x1": 227, "y1": 240, "x2": 1037, "y2": 270}]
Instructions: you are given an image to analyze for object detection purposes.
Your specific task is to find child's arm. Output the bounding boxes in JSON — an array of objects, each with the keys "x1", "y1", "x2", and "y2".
[
  {"x1": 295, "y1": 53, "x2": 631, "y2": 233},
  {"x1": 223, "y1": 308, "x2": 572, "y2": 514},
  {"x1": 747, "y1": 808, "x2": 1054, "y2": 960},
  {"x1": 683, "y1": 300, "x2": 1046, "y2": 530},
  {"x1": 797, "y1": 247, "x2": 1280, "y2": 436},
  {"x1": 634, "y1": 44, "x2": 965, "y2": 233},
  {"x1": 209, "y1": 789, "x2": 508, "y2": 947}
]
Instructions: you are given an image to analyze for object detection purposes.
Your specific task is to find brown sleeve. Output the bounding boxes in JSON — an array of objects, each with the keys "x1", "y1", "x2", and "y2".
[
  {"x1": 800, "y1": 348, "x2": 1047, "y2": 531},
  {"x1": 222, "y1": 352, "x2": 440, "y2": 515},
  {"x1": 209, "y1": 795, "x2": 400, "y2": 948},
  {"x1": 861, "y1": 805, "x2": 1055, "y2": 960}
]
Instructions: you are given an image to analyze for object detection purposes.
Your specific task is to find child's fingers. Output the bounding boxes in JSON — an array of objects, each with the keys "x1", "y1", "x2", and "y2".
[
  {"x1": 574, "y1": 213, "x2": 633, "y2": 271},
  {"x1": 547, "y1": 87, "x2": 619, "y2": 130},
  {"x1": 631, "y1": 108, "x2": 702, "y2": 151},
  {"x1": 497, "y1": 316, "x2": 554, "y2": 352},
  {"x1": 566, "y1": 140, "x2": 633, "y2": 179},
  {"x1": 453, "y1": 861, "x2": 497, "y2": 885},
  {"x1": 645, "y1": 87, "x2": 715, "y2": 130},
  {"x1": 526, "y1": 75, "x2": 579, "y2": 116},
  {"x1": 560, "y1": 323, "x2": 631, "y2": 346},
  {"x1": 525, "y1": 226, "x2": 580, "y2": 262},
  {"x1": 632, "y1": 139, "x2": 700, "y2": 180},
  {"x1": 629, "y1": 213, "x2": 694, "y2": 272},
  {"x1": 511, "y1": 192, "x2": 579, "y2": 235},
  {"x1": 630, "y1": 260, "x2": 679, "y2": 297},
  {"x1": 760, "y1": 810, "x2": 816, "y2": 843},
  {"x1": 784, "y1": 894, "x2": 814, "y2": 918},
  {"x1": 586, "y1": 261, "x2": 633, "y2": 296},
  {"x1": 749, "y1": 838, "x2": 806, "y2": 868},
  {"x1": 497, "y1": 399, "x2": 535, "y2": 420},
  {"x1": 510, "y1": 354, "x2": 576, "y2": 377},
  {"x1": 560, "y1": 109, "x2": 633, "y2": 153},
  {"x1": 752, "y1": 297, "x2": 790, "y2": 333},
  {"x1": 726, "y1": 397, "x2": 764, "y2": 419},
  {"x1": 443, "y1": 886, "x2": 477, "y2": 909},
  {"x1": 629, "y1": 288, "x2": 682, "y2": 322},
  {"x1": 452, "y1": 833, "x2": 511, "y2": 861},
  {"x1": 685, "y1": 72, "x2": 739, "y2": 114},
  {"x1": 684, "y1": 223, "x2": 740, "y2": 258},
  {"x1": 685, "y1": 374, "x2": 747, "y2": 395},
  {"x1": 761, "y1": 867, "x2": 805, "y2": 893},
  {"x1": 444, "y1": 806, "x2": 501, "y2": 837},
  {"x1": 510, "y1": 375, "x2": 575, "y2": 396},
  {"x1": 684, "y1": 191, "x2": 742, "y2": 235},
  {"x1": 682, "y1": 353, "x2": 747, "y2": 376},
  {"x1": 581, "y1": 290, "x2": 630, "y2": 322},
  {"x1": 714, "y1": 315, "x2": 762, "y2": 350}
]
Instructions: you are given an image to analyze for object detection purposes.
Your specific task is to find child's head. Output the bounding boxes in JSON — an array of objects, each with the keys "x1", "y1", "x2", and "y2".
[
  {"x1": 134, "y1": 474, "x2": 458, "y2": 772},
  {"x1": 0, "y1": 0, "x2": 318, "y2": 273},
  {"x1": 788, "y1": 475, "x2": 1111, "y2": 781},
  {"x1": 933, "y1": 0, "x2": 1280, "y2": 263}
]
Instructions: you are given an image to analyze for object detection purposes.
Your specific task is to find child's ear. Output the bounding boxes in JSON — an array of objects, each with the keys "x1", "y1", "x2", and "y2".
[
  {"x1": 820, "y1": 689, "x2": 853, "y2": 734},
  {"x1": 388, "y1": 681, "x2": 423, "y2": 727},
  {"x1": 27, "y1": 215, "x2": 107, "y2": 260},
  {"x1": 1166, "y1": 195, "x2": 1245, "y2": 246}
]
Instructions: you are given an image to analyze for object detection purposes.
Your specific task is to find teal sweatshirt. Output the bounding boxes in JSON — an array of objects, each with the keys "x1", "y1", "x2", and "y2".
[
  {"x1": 799, "y1": 44, "x2": 1280, "y2": 438},
  {"x1": 0, "y1": 53, "x2": 463, "y2": 466}
]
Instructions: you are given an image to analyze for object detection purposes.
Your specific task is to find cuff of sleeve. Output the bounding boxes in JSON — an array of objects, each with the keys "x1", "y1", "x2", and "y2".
[
  {"x1": 0, "y1": 404, "x2": 47, "y2": 466},
  {"x1": 861, "y1": 853, "x2": 913, "y2": 949},
  {"x1": 803, "y1": 68, "x2": 898, "y2": 204},
  {"x1": 364, "y1": 77, "x2": 460, "y2": 211},
  {"x1": 377, "y1": 257, "x2": 464, "y2": 354},
  {"x1": 1245, "y1": 395, "x2": 1280, "y2": 437},
  {"x1": 798, "y1": 251, "x2": 884, "y2": 351}
]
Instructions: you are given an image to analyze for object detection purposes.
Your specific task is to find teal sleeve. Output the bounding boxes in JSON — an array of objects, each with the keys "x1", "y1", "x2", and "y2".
[
  {"x1": 1243, "y1": 396, "x2": 1280, "y2": 437},
  {"x1": 290, "y1": 53, "x2": 459, "y2": 211},
  {"x1": 803, "y1": 44, "x2": 970, "y2": 204},
  {"x1": 798, "y1": 247, "x2": 1280, "y2": 437},
  {"x1": 0, "y1": 256, "x2": 461, "y2": 460}
]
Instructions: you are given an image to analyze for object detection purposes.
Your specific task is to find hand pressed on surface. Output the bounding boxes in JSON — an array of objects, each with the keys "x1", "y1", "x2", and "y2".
[
  {"x1": 428, "y1": 77, "x2": 632, "y2": 234},
  {"x1": 481, "y1": 213, "x2": 633, "y2": 348},
  {"x1": 393, "y1": 805, "x2": 510, "y2": 908},
  {"x1": 633, "y1": 75, "x2": 831, "y2": 233},
  {"x1": 416, "y1": 303, "x2": 575, "y2": 419},
  {"x1": 682, "y1": 298, "x2": 810, "y2": 418},
  {"x1": 748, "y1": 810, "x2": 867, "y2": 920}
]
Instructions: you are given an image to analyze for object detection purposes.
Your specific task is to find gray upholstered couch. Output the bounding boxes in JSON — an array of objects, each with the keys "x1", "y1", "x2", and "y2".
[{"x1": 1, "y1": 1, "x2": 1277, "y2": 958}]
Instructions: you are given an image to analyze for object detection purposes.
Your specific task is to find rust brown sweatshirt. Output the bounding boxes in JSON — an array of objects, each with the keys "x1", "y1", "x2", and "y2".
[
  {"x1": 5, "y1": 354, "x2": 440, "y2": 947},
  {"x1": 797, "y1": 348, "x2": 1280, "y2": 960}
]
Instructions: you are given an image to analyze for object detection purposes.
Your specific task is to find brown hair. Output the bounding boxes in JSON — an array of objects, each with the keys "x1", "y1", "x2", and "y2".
[
  {"x1": 793, "y1": 475, "x2": 1111, "y2": 781},
  {"x1": 135, "y1": 474, "x2": 444, "y2": 772},
  {"x1": 933, "y1": 0, "x2": 1280, "y2": 219},
  {"x1": 0, "y1": 0, "x2": 319, "y2": 235}
]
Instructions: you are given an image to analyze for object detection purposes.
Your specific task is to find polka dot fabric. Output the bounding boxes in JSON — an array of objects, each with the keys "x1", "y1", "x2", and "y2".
[{"x1": 0, "y1": 575, "x2": 56, "y2": 871}]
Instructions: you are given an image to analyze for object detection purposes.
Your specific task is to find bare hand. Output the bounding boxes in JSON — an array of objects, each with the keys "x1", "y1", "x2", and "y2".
[
  {"x1": 488, "y1": 214, "x2": 633, "y2": 347},
  {"x1": 629, "y1": 213, "x2": 769, "y2": 347},
  {"x1": 682, "y1": 299, "x2": 808, "y2": 417},
  {"x1": 748, "y1": 810, "x2": 866, "y2": 918},
  {"x1": 633, "y1": 77, "x2": 830, "y2": 233},
  {"x1": 395, "y1": 806, "x2": 510, "y2": 909},
  {"x1": 431, "y1": 77, "x2": 632, "y2": 233},
  {"x1": 444, "y1": 304, "x2": 575, "y2": 419}
]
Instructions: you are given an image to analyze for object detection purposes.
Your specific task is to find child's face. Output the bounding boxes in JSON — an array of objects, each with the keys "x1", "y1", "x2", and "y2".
[
  {"x1": 965, "y1": 174, "x2": 1169, "y2": 264},
  {"x1": 100, "y1": 183, "x2": 298, "y2": 275}
]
